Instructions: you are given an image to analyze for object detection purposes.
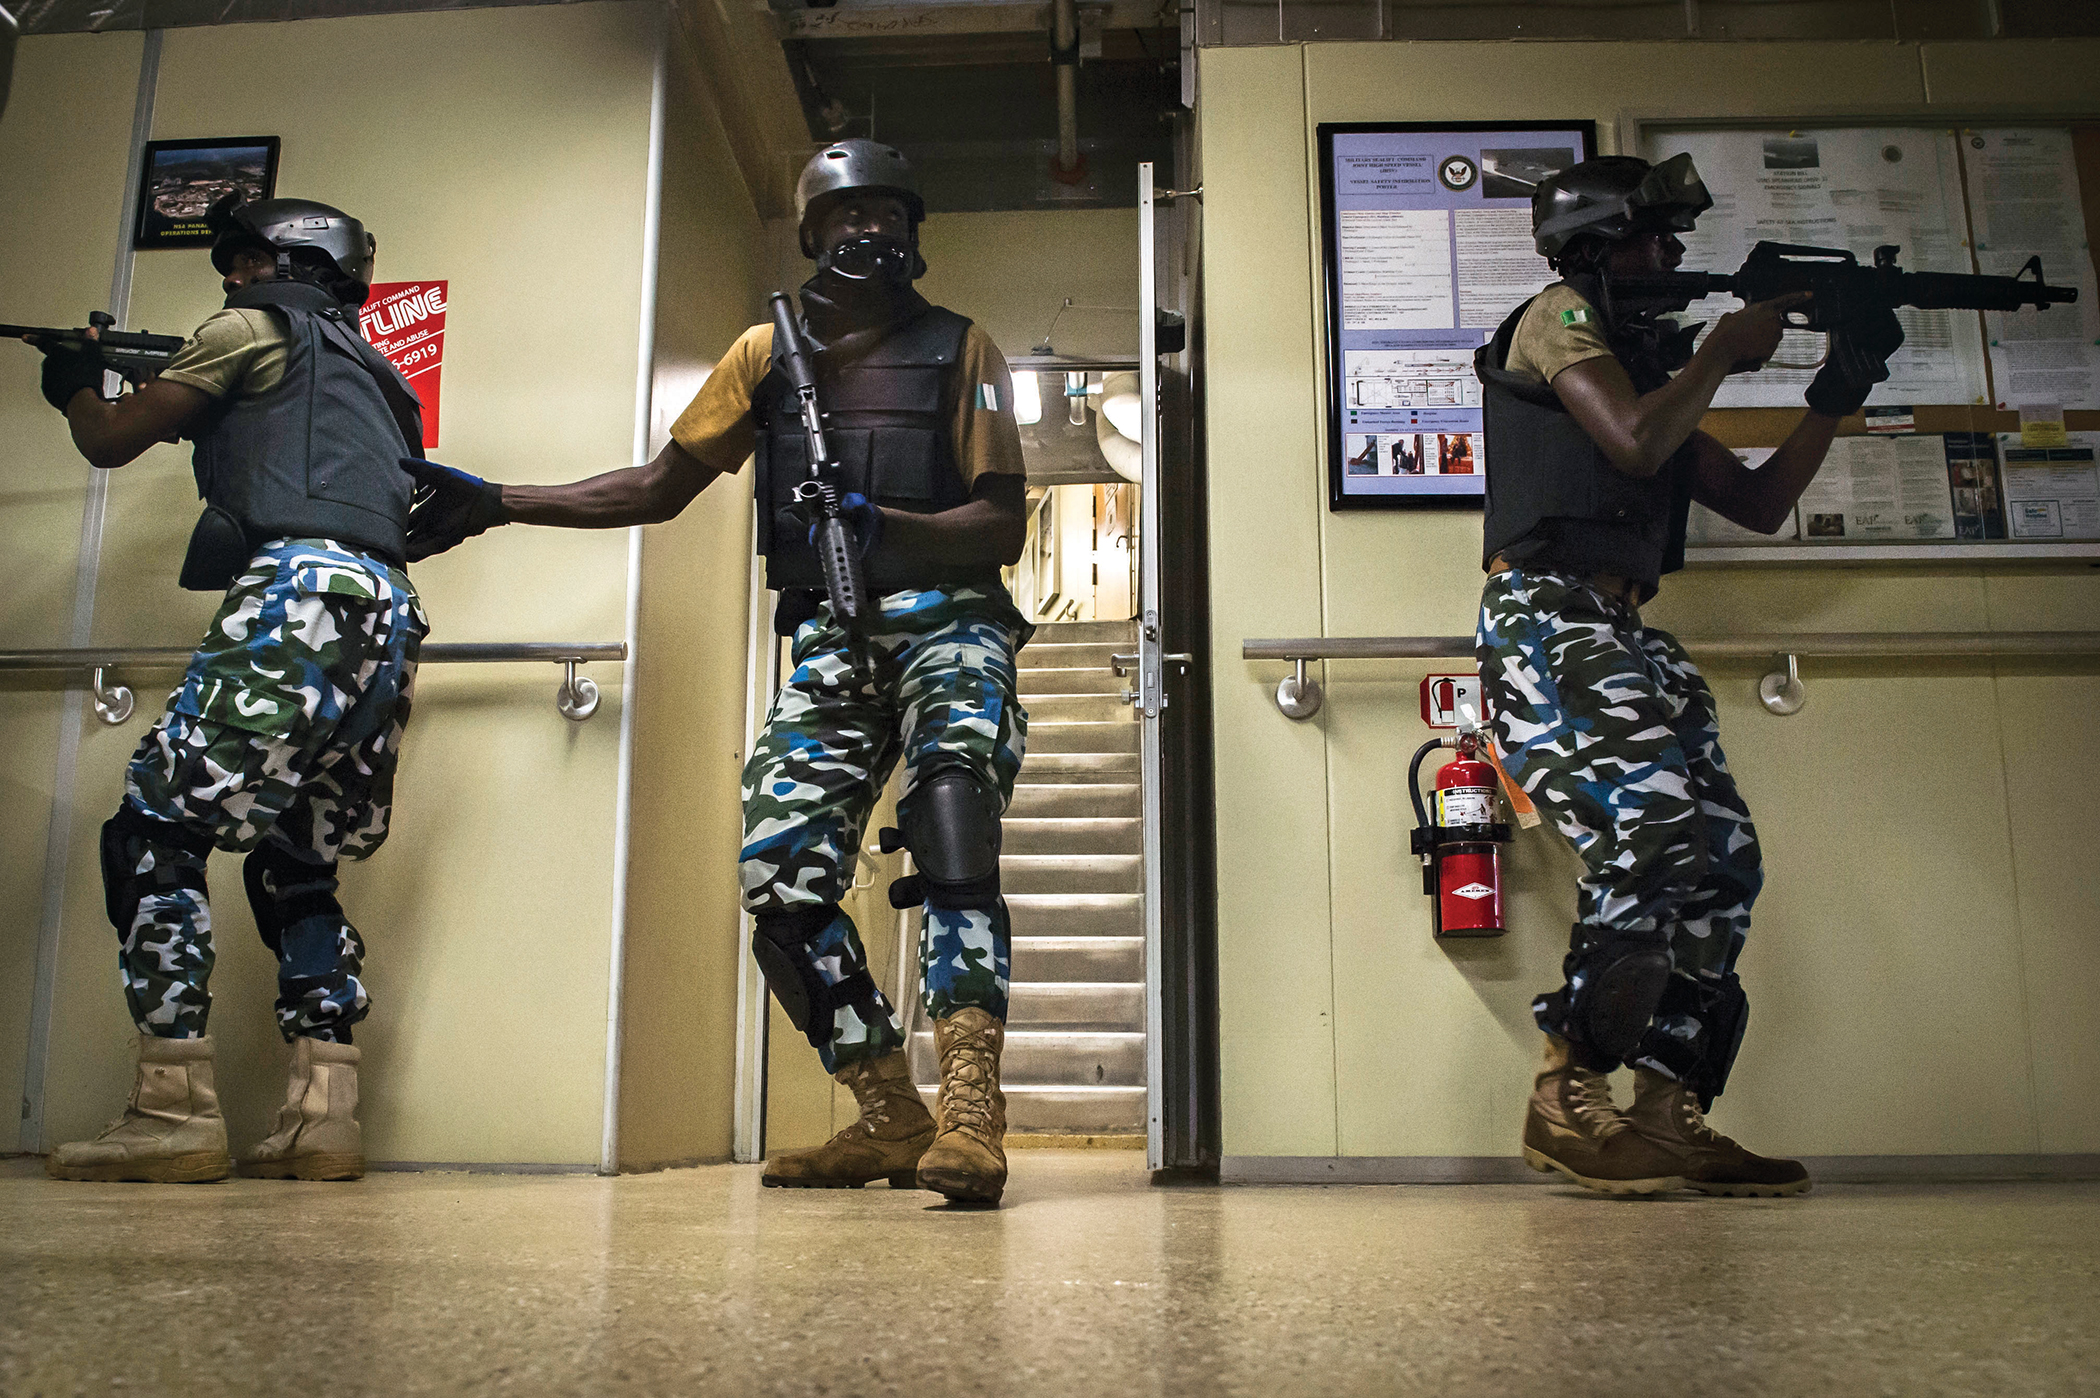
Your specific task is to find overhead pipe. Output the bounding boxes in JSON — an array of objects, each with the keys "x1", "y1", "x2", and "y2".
[{"x1": 1050, "y1": 0, "x2": 1084, "y2": 184}]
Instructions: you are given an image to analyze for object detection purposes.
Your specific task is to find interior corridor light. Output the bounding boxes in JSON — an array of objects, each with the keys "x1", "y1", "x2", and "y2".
[
  {"x1": 1066, "y1": 371, "x2": 1089, "y2": 426},
  {"x1": 1012, "y1": 369, "x2": 1043, "y2": 425}
]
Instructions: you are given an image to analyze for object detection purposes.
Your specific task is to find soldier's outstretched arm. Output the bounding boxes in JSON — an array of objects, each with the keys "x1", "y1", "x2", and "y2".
[{"x1": 502, "y1": 438, "x2": 722, "y2": 528}]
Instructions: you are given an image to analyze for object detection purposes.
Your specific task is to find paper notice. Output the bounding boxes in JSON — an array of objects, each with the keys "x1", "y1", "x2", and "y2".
[
  {"x1": 1338, "y1": 209, "x2": 1454, "y2": 329},
  {"x1": 1687, "y1": 447, "x2": 1799, "y2": 543},
  {"x1": 1998, "y1": 432, "x2": 2100, "y2": 539},
  {"x1": 1797, "y1": 435, "x2": 1958, "y2": 540},
  {"x1": 1964, "y1": 131, "x2": 2100, "y2": 412},
  {"x1": 1943, "y1": 431, "x2": 2007, "y2": 539},
  {"x1": 1639, "y1": 128, "x2": 1987, "y2": 408},
  {"x1": 1453, "y1": 206, "x2": 1551, "y2": 329}
]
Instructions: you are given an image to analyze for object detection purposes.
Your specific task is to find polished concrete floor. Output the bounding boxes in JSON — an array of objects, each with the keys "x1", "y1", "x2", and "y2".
[{"x1": 3, "y1": 1152, "x2": 2095, "y2": 1397}]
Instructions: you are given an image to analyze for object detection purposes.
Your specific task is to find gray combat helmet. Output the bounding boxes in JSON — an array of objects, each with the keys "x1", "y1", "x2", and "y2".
[
  {"x1": 1532, "y1": 153, "x2": 1712, "y2": 262},
  {"x1": 208, "y1": 195, "x2": 377, "y2": 301},
  {"x1": 796, "y1": 139, "x2": 925, "y2": 258}
]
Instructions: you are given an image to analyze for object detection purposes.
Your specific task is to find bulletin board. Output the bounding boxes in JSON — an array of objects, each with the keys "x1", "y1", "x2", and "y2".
[
  {"x1": 1318, "y1": 121, "x2": 1597, "y2": 511},
  {"x1": 1628, "y1": 120, "x2": 2100, "y2": 560}
]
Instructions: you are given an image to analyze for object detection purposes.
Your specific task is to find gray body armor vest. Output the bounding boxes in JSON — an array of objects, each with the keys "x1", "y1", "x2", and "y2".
[
  {"x1": 1474, "y1": 277, "x2": 1698, "y2": 594},
  {"x1": 190, "y1": 280, "x2": 421, "y2": 566},
  {"x1": 751, "y1": 305, "x2": 985, "y2": 593}
]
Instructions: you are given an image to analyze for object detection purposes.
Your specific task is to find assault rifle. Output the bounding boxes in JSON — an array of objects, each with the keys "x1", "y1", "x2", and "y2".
[
  {"x1": 1608, "y1": 240, "x2": 2077, "y2": 330},
  {"x1": 769, "y1": 291, "x2": 874, "y2": 641},
  {"x1": 5, "y1": 312, "x2": 185, "y2": 385}
]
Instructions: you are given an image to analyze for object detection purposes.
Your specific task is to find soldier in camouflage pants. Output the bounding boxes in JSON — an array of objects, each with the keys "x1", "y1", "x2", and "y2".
[
  {"x1": 1476, "y1": 566, "x2": 1761, "y2": 1087},
  {"x1": 741, "y1": 584, "x2": 1030, "y2": 1072},
  {"x1": 109, "y1": 538, "x2": 425, "y2": 1045}
]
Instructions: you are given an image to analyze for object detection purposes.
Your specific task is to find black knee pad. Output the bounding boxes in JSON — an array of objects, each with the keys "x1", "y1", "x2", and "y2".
[
  {"x1": 100, "y1": 804, "x2": 214, "y2": 937},
  {"x1": 879, "y1": 771, "x2": 1001, "y2": 912},
  {"x1": 1637, "y1": 972, "x2": 1749, "y2": 1109},
  {"x1": 752, "y1": 903, "x2": 877, "y2": 1048},
  {"x1": 1563, "y1": 922, "x2": 1673, "y2": 1065},
  {"x1": 242, "y1": 843, "x2": 345, "y2": 959}
]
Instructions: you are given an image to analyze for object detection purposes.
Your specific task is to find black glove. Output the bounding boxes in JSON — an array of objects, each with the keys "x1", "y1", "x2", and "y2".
[
  {"x1": 1805, "y1": 307, "x2": 1905, "y2": 417},
  {"x1": 400, "y1": 457, "x2": 510, "y2": 563},
  {"x1": 40, "y1": 340, "x2": 109, "y2": 413}
]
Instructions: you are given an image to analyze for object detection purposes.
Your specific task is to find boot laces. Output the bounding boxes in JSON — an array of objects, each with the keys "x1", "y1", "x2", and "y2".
[
  {"x1": 1676, "y1": 1092, "x2": 1728, "y2": 1147},
  {"x1": 843, "y1": 1064, "x2": 898, "y2": 1134},
  {"x1": 1568, "y1": 1069, "x2": 1629, "y2": 1137},
  {"x1": 942, "y1": 1023, "x2": 1000, "y2": 1140}
]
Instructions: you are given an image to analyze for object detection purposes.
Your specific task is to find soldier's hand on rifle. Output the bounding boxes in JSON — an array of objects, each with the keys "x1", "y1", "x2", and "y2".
[
  {"x1": 400, "y1": 457, "x2": 511, "y2": 562},
  {"x1": 810, "y1": 491, "x2": 884, "y2": 559},
  {"x1": 36, "y1": 337, "x2": 109, "y2": 413},
  {"x1": 1704, "y1": 291, "x2": 1813, "y2": 374},
  {"x1": 1805, "y1": 306, "x2": 1905, "y2": 418}
]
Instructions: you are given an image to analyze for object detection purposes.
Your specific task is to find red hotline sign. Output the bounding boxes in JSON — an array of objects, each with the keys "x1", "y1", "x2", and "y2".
[{"x1": 359, "y1": 281, "x2": 447, "y2": 448}]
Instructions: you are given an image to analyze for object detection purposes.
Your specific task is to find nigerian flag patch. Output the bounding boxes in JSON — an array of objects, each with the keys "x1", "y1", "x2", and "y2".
[
  {"x1": 1560, "y1": 306, "x2": 1594, "y2": 327},
  {"x1": 975, "y1": 383, "x2": 1000, "y2": 410}
]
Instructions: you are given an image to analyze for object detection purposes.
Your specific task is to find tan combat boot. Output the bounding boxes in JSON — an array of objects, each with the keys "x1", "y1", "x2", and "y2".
[
  {"x1": 240, "y1": 1037, "x2": 365, "y2": 1181},
  {"x1": 1521, "y1": 1034, "x2": 1686, "y2": 1195},
  {"x1": 47, "y1": 1035, "x2": 231, "y2": 1183},
  {"x1": 762, "y1": 1050, "x2": 935, "y2": 1189},
  {"x1": 1626, "y1": 1067, "x2": 1810, "y2": 1197},
  {"x1": 916, "y1": 1007, "x2": 1008, "y2": 1204}
]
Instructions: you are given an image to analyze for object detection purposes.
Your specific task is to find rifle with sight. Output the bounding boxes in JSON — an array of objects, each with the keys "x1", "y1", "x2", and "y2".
[
  {"x1": 769, "y1": 290, "x2": 875, "y2": 642},
  {"x1": 1607, "y1": 239, "x2": 2077, "y2": 332},
  {"x1": 6, "y1": 312, "x2": 186, "y2": 385}
]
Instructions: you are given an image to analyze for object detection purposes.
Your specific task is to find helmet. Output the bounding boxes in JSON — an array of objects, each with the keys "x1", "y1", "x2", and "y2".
[
  {"x1": 795, "y1": 139, "x2": 925, "y2": 258},
  {"x1": 1531, "y1": 153, "x2": 1711, "y2": 262},
  {"x1": 208, "y1": 196, "x2": 376, "y2": 302}
]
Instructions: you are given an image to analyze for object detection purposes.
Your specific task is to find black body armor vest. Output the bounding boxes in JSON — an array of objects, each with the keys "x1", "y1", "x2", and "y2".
[
  {"x1": 190, "y1": 280, "x2": 421, "y2": 566},
  {"x1": 751, "y1": 305, "x2": 985, "y2": 593},
  {"x1": 1475, "y1": 276, "x2": 1699, "y2": 595}
]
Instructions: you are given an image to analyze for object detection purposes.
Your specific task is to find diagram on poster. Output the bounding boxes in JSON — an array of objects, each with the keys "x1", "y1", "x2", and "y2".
[
  {"x1": 1322, "y1": 122, "x2": 1594, "y2": 507},
  {"x1": 1963, "y1": 131, "x2": 2100, "y2": 413},
  {"x1": 1638, "y1": 128, "x2": 1987, "y2": 409}
]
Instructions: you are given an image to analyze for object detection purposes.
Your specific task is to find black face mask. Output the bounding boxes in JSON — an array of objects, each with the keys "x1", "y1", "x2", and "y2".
[
  {"x1": 817, "y1": 234, "x2": 919, "y2": 288},
  {"x1": 802, "y1": 234, "x2": 929, "y2": 349}
]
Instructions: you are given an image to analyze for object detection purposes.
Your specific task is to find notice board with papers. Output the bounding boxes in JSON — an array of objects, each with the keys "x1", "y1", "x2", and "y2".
[{"x1": 1318, "y1": 121, "x2": 1597, "y2": 510}]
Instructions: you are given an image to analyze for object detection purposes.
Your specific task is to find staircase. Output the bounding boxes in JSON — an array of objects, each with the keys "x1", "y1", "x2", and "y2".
[{"x1": 910, "y1": 617, "x2": 1145, "y2": 1136}]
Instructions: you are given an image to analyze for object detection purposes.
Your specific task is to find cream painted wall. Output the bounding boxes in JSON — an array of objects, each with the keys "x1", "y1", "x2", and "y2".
[
  {"x1": 919, "y1": 208, "x2": 1142, "y2": 362},
  {"x1": 0, "y1": 30, "x2": 145, "y2": 1150},
  {"x1": 10, "y1": 3, "x2": 670, "y2": 1164},
  {"x1": 1201, "y1": 40, "x2": 2100, "y2": 1162}
]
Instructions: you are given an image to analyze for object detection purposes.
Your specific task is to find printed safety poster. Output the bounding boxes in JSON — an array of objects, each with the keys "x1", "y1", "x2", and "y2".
[
  {"x1": 1320, "y1": 123, "x2": 1593, "y2": 506},
  {"x1": 1639, "y1": 127, "x2": 1987, "y2": 409},
  {"x1": 1963, "y1": 131, "x2": 2100, "y2": 413},
  {"x1": 360, "y1": 281, "x2": 447, "y2": 448}
]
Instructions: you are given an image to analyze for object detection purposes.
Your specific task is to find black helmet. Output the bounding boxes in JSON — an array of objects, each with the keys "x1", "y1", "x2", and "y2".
[
  {"x1": 1532, "y1": 153, "x2": 1711, "y2": 262},
  {"x1": 795, "y1": 139, "x2": 925, "y2": 258},
  {"x1": 208, "y1": 195, "x2": 376, "y2": 303}
]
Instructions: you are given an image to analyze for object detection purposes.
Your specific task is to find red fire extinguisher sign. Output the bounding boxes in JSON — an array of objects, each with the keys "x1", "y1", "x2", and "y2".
[{"x1": 1420, "y1": 673, "x2": 1485, "y2": 728}]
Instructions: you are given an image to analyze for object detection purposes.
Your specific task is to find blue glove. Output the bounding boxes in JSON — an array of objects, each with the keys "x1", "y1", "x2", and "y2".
[
  {"x1": 400, "y1": 457, "x2": 510, "y2": 563},
  {"x1": 810, "y1": 491, "x2": 884, "y2": 558}
]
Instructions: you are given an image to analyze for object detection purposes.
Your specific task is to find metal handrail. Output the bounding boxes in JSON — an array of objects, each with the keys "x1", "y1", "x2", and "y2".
[
  {"x1": 1244, "y1": 631, "x2": 2100, "y2": 719},
  {"x1": 0, "y1": 641, "x2": 627, "y2": 725}
]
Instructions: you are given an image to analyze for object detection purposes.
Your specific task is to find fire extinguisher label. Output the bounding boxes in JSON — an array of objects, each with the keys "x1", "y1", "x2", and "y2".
[
  {"x1": 1451, "y1": 882, "x2": 1495, "y2": 900},
  {"x1": 1435, "y1": 787, "x2": 1496, "y2": 827}
]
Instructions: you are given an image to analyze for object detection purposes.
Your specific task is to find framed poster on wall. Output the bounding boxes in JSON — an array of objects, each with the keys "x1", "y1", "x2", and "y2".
[
  {"x1": 1319, "y1": 121, "x2": 1595, "y2": 510},
  {"x1": 132, "y1": 136, "x2": 281, "y2": 249}
]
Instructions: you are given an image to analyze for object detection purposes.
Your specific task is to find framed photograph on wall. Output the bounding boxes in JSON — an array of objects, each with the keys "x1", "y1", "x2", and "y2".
[
  {"x1": 133, "y1": 137, "x2": 281, "y2": 249},
  {"x1": 1319, "y1": 120, "x2": 1596, "y2": 510}
]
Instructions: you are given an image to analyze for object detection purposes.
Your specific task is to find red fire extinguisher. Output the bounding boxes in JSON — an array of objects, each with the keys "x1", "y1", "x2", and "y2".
[{"x1": 1408, "y1": 725, "x2": 1513, "y2": 938}]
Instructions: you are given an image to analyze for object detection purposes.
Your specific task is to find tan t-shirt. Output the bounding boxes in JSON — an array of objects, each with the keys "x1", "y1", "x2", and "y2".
[
  {"x1": 156, "y1": 307, "x2": 293, "y2": 399},
  {"x1": 1504, "y1": 283, "x2": 1617, "y2": 386},
  {"x1": 669, "y1": 320, "x2": 1026, "y2": 490}
]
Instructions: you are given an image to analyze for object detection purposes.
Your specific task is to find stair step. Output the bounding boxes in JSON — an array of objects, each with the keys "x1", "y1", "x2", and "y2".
[
  {"x1": 1006, "y1": 981, "x2": 1144, "y2": 1029},
  {"x1": 1006, "y1": 893, "x2": 1141, "y2": 937},
  {"x1": 1019, "y1": 642, "x2": 1128, "y2": 670},
  {"x1": 1012, "y1": 934, "x2": 1144, "y2": 981},
  {"x1": 1028, "y1": 720, "x2": 1140, "y2": 755},
  {"x1": 1007, "y1": 783, "x2": 1140, "y2": 819},
  {"x1": 921, "y1": 1084, "x2": 1146, "y2": 1134},
  {"x1": 1018, "y1": 668, "x2": 1127, "y2": 697},
  {"x1": 1022, "y1": 692, "x2": 1134, "y2": 724},
  {"x1": 1003, "y1": 817, "x2": 1142, "y2": 856},
  {"x1": 910, "y1": 1029, "x2": 1146, "y2": 1086},
  {"x1": 1027, "y1": 619, "x2": 1138, "y2": 644},
  {"x1": 1015, "y1": 753, "x2": 1140, "y2": 781},
  {"x1": 1002, "y1": 853, "x2": 1141, "y2": 895}
]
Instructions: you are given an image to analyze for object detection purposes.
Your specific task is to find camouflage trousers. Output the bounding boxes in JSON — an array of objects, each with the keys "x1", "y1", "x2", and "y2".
[
  {"x1": 114, "y1": 539, "x2": 425, "y2": 1044},
  {"x1": 741, "y1": 585, "x2": 1030, "y2": 1072},
  {"x1": 1476, "y1": 567, "x2": 1762, "y2": 1073}
]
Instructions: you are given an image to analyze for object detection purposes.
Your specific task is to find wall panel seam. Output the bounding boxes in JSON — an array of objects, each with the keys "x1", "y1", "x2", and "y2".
[{"x1": 1980, "y1": 575, "x2": 2044, "y2": 1153}]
